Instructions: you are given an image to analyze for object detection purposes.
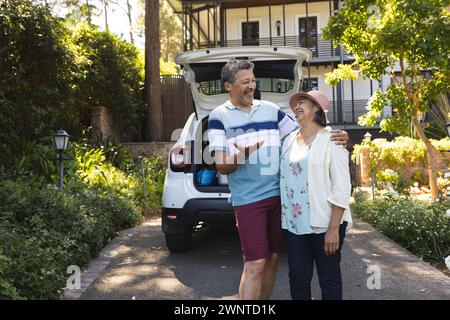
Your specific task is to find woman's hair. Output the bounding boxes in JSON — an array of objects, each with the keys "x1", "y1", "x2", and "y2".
[{"x1": 312, "y1": 105, "x2": 327, "y2": 127}]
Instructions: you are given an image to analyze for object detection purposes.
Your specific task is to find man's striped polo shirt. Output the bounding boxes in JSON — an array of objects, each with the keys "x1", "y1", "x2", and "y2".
[{"x1": 208, "y1": 99, "x2": 298, "y2": 206}]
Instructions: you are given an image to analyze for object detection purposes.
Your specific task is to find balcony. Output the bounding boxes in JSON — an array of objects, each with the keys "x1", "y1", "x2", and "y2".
[
  {"x1": 197, "y1": 34, "x2": 352, "y2": 62},
  {"x1": 327, "y1": 99, "x2": 369, "y2": 124}
]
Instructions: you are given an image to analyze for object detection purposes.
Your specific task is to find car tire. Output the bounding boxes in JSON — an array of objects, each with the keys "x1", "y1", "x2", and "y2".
[{"x1": 165, "y1": 231, "x2": 192, "y2": 253}]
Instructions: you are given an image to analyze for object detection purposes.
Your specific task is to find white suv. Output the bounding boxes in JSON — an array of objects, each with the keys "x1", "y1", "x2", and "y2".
[{"x1": 162, "y1": 46, "x2": 312, "y2": 252}]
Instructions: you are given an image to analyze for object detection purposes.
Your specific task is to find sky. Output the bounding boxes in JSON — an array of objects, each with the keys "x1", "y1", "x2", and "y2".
[
  {"x1": 53, "y1": 0, "x2": 145, "y2": 48},
  {"x1": 95, "y1": 0, "x2": 145, "y2": 48}
]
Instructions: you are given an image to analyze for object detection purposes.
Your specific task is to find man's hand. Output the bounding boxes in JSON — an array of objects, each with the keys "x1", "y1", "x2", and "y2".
[
  {"x1": 214, "y1": 140, "x2": 265, "y2": 175},
  {"x1": 330, "y1": 129, "x2": 348, "y2": 147},
  {"x1": 234, "y1": 140, "x2": 265, "y2": 160}
]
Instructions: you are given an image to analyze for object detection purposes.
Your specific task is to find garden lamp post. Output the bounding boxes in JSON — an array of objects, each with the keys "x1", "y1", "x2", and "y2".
[{"x1": 53, "y1": 130, "x2": 70, "y2": 191}]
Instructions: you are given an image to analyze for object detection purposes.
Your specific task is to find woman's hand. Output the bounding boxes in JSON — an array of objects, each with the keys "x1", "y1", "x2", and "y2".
[{"x1": 324, "y1": 229, "x2": 340, "y2": 256}]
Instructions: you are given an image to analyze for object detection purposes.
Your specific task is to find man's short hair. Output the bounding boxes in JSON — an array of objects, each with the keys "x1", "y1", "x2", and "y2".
[{"x1": 221, "y1": 59, "x2": 254, "y2": 84}]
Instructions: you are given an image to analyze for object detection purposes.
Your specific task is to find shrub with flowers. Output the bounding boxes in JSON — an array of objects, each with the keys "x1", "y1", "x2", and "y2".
[
  {"x1": 353, "y1": 136, "x2": 450, "y2": 196},
  {"x1": 352, "y1": 190, "x2": 450, "y2": 264}
]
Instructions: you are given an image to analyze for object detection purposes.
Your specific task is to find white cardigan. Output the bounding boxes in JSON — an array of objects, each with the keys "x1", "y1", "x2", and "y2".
[{"x1": 281, "y1": 127, "x2": 353, "y2": 231}]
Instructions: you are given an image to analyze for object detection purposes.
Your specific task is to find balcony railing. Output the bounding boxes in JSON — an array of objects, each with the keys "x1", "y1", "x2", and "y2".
[
  {"x1": 327, "y1": 99, "x2": 369, "y2": 124},
  {"x1": 198, "y1": 34, "x2": 348, "y2": 58}
]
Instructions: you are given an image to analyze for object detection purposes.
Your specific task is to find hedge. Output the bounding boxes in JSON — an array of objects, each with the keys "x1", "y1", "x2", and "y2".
[
  {"x1": 352, "y1": 191, "x2": 450, "y2": 264},
  {"x1": 0, "y1": 180, "x2": 143, "y2": 299}
]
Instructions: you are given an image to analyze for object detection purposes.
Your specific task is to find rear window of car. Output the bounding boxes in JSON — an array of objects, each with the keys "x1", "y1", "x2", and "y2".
[{"x1": 190, "y1": 60, "x2": 296, "y2": 95}]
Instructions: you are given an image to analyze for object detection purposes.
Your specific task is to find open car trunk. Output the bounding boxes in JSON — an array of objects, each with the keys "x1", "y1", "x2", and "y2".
[
  {"x1": 175, "y1": 46, "x2": 312, "y2": 193},
  {"x1": 192, "y1": 115, "x2": 230, "y2": 193},
  {"x1": 175, "y1": 46, "x2": 312, "y2": 118}
]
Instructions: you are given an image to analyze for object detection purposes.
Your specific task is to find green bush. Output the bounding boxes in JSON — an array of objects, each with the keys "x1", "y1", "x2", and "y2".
[
  {"x1": 0, "y1": 0, "x2": 160, "y2": 300},
  {"x1": 70, "y1": 22, "x2": 145, "y2": 140},
  {"x1": 131, "y1": 156, "x2": 166, "y2": 210},
  {"x1": 0, "y1": 179, "x2": 142, "y2": 299},
  {"x1": 0, "y1": 135, "x2": 165, "y2": 212},
  {"x1": 0, "y1": 0, "x2": 145, "y2": 159},
  {"x1": 0, "y1": 0, "x2": 82, "y2": 145},
  {"x1": 352, "y1": 191, "x2": 450, "y2": 263},
  {"x1": 352, "y1": 136, "x2": 450, "y2": 189},
  {"x1": 64, "y1": 140, "x2": 164, "y2": 211}
]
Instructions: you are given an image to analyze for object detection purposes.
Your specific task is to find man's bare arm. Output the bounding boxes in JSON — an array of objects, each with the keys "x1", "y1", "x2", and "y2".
[{"x1": 214, "y1": 141, "x2": 265, "y2": 175}]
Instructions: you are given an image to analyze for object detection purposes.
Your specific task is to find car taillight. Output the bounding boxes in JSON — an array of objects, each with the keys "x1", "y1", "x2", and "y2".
[
  {"x1": 166, "y1": 213, "x2": 178, "y2": 220},
  {"x1": 170, "y1": 145, "x2": 191, "y2": 172}
]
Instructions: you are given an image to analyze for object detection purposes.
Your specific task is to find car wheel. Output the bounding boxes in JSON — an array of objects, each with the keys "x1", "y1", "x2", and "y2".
[{"x1": 165, "y1": 231, "x2": 192, "y2": 252}]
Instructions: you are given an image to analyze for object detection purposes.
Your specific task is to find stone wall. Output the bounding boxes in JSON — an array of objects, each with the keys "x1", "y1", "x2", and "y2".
[
  {"x1": 122, "y1": 142, "x2": 174, "y2": 165},
  {"x1": 91, "y1": 106, "x2": 123, "y2": 141},
  {"x1": 91, "y1": 106, "x2": 175, "y2": 164}
]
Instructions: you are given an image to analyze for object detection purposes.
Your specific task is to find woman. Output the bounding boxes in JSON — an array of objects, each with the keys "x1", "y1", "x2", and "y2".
[{"x1": 280, "y1": 90, "x2": 353, "y2": 300}]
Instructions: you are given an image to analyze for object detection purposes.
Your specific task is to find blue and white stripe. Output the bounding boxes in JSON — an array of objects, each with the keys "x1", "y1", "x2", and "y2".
[{"x1": 207, "y1": 99, "x2": 298, "y2": 206}]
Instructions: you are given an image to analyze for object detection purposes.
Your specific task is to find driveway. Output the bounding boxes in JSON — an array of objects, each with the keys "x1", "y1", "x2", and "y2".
[{"x1": 64, "y1": 215, "x2": 450, "y2": 300}]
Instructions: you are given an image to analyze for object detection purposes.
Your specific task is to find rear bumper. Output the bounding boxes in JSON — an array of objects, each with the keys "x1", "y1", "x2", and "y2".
[{"x1": 162, "y1": 198, "x2": 234, "y2": 234}]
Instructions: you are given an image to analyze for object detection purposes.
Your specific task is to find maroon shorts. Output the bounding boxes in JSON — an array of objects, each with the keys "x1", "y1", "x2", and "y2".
[{"x1": 234, "y1": 196, "x2": 286, "y2": 262}]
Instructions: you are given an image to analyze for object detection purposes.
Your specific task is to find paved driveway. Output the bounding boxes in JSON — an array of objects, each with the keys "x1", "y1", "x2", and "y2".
[{"x1": 65, "y1": 216, "x2": 450, "y2": 300}]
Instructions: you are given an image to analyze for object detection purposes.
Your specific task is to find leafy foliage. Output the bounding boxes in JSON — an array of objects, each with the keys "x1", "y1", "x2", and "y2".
[
  {"x1": 0, "y1": 0, "x2": 145, "y2": 155},
  {"x1": 0, "y1": 180, "x2": 142, "y2": 299},
  {"x1": 136, "y1": 0, "x2": 182, "y2": 63},
  {"x1": 352, "y1": 137, "x2": 450, "y2": 193},
  {"x1": 0, "y1": 0, "x2": 81, "y2": 145},
  {"x1": 0, "y1": 0, "x2": 164, "y2": 300},
  {"x1": 160, "y1": 58, "x2": 180, "y2": 75},
  {"x1": 323, "y1": 0, "x2": 450, "y2": 198},
  {"x1": 352, "y1": 191, "x2": 450, "y2": 263},
  {"x1": 70, "y1": 22, "x2": 145, "y2": 140},
  {"x1": 324, "y1": 0, "x2": 450, "y2": 135}
]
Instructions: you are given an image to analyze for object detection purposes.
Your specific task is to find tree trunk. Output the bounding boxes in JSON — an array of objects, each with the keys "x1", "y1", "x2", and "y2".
[
  {"x1": 412, "y1": 119, "x2": 439, "y2": 200},
  {"x1": 104, "y1": 0, "x2": 109, "y2": 31},
  {"x1": 86, "y1": 0, "x2": 91, "y2": 25},
  {"x1": 145, "y1": 0, "x2": 163, "y2": 141},
  {"x1": 126, "y1": 0, "x2": 134, "y2": 44},
  {"x1": 165, "y1": 32, "x2": 170, "y2": 62}
]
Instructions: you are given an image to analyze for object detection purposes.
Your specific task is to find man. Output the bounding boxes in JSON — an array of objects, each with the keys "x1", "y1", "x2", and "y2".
[{"x1": 207, "y1": 59, "x2": 348, "y2": 300}]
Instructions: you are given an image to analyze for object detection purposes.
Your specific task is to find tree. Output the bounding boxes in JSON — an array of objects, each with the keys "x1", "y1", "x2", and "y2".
[
  {"x1": 71, "y1": 22, "x2": 145, "y2": 141},
  {"x1": 99, "y1": 0, "x2": 110, "y2": 31},
  {"x1": 145, "y1": 0, "x2": 163, "y2": 141},
  {"x1": 159, "y1": 0, "x2": 181, "y2": 62},
  {"x1": 323, "y1": 0, "x2": 450, "y2": 199},
  {"x1": 159, "y1": 58, "x2": 179, "y2": 75},
  {"x1": 50, "y1": 0, "x2": 97, "y2": 24},
  {"x1": 137, "y1": 0, "x2": 182, "y2": 62},
  {"x1": 0, "y1": 0, "x2": 81, "y2": 145},
  {"x1": 125, "y1": 0, "x2": 134, "y2": 43}
]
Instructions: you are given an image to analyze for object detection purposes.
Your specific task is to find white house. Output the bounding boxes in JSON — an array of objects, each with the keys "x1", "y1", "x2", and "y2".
[{"x1": 167, "y1": 0, "x2": 394, "y2": 135}]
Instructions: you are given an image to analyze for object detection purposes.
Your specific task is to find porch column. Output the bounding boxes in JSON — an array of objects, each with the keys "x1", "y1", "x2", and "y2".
[{"x1": 220, "y1": 6, "x2": 225, "y2": 47}]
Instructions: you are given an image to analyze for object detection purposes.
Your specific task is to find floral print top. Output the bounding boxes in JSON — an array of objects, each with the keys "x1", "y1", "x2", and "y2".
[{"x1": 280, "y1": 138, "x2": 328, "y2": 235}]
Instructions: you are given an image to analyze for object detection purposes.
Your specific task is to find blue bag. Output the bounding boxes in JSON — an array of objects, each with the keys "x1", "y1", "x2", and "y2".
[{"x1": 196, "y1": 169, "x2": 216, "y2": 186}]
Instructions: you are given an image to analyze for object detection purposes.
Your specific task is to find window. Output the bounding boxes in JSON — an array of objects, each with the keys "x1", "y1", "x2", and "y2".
[
  {"x1": 199, "y1": 78, "x2": 294, "y2": 95},
  {"x1": 302, "y1": 78, "x2": 319, "y2": 92},
  {"x1": 242, "y1": 21, "x2": 260, "y2": 46},
  {"x1": 193, "y1": 60, "x2": 296, "y2": 95},
  {"x1": 298, "y1": 17, "x2": 318, "y2": 57},
  {"x1": 199, "y1": 80, "x2": 226, "y2": 95}
]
